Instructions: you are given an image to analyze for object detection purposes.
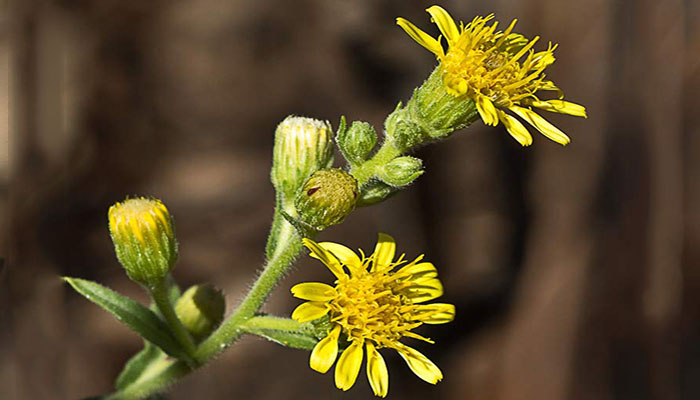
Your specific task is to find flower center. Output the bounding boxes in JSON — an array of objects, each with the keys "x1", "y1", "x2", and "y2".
[
  {"x1": 329, "y1": 269, "x2": 415, "y2": 348},
  {"x1": 442, "y1": 43, "x2": 524, "y2": 106}
]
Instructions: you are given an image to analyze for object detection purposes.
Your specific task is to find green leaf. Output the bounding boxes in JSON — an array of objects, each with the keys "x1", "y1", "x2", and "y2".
[
  {"x1": 115, "y1": 342, "x2": 165, "y2": 390},
  {"x1": 247, "y1": 328, "x2": 319, "y2": 350},
  {"x1": 63, "y1": 277, "x2": 188, "y2": 360}
]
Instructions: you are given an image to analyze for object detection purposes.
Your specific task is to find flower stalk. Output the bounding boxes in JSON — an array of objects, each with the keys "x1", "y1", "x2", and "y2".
[
  {"x1": 194, "y1": 212, "x2": 304, "y2": 363},
  {"x1": 149, "y1": 281, "x2": 197, "y2": 364}
]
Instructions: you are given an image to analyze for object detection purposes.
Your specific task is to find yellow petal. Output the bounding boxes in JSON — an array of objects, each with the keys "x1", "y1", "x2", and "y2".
[
  {"x1": 372, "y1": 233, "x2": 396, "y2": 271},
  {"x1": 319, "y1": 242, "x2": 362, "y2": 269},
  {"x1": 529, "y1": 99, "x2": 587, "y2": 117},
  {"x1": 426, "y1": 5, "x2": 460, "y2": 45},
  {"x1": 310, "y1": 325, "x2": 341, "y2": 373},
  {"x1": 498, "y1": 109, "x2": 533, "y2": 146},
  {"x1": 510, "y1": 106, "x2": 571, "y2": 145},
  {"x1": 366, "y1": 342, "x2": 389, "y2": 397},
  {"x1": 395, "y1": 262, "x2": 438, "y2": 280},
  {"x1": 402, "y1": 331, "x2": 435, "y2": 344},
  {"x1": 291, "y1": 301, "x2": 329, "y2": 323},
  {"x1": 396, "y1": 345, "x2": 443, "y2": 384},
  {"x1": 291, "y1": 282, "x2": 336, "y2": 301},
  {"x1": 396, "y1": 17, "x2": 445, "y2": 58},
  {"x1": 402, "y1": 278, "x2": 444, "y2": 303},
  {"x1": 412, "y1": 303, "x2": 456, "y2": 324},
  {"x1": 476, "y1": 96, "x2": 499, "y2": 126},
  {"x1": 335, "y1": 340, "x2": 364, "y2": 391},
  {"x1": 303, "y1": 238, "x2": 346, "y2": 279},
  {"x1": 539, "y1": 80, "x2": 564, "y2": 98}
]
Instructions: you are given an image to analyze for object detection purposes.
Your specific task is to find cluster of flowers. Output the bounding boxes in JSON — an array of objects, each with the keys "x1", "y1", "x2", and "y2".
[{"x1": 70, "y1": 5, "x2": 585, "y2": 399}]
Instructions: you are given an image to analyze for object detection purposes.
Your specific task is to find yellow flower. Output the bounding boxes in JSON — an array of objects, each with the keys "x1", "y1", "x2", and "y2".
[
  {"x1": 397, "y1": 5, "x2": 587, "y2": 146},
  {"x1": 108, "y1": 197, "x2": 178, "y2": 285},
  {"x1": 291, "y1": 234, "x2": 455, "y2": 397}
]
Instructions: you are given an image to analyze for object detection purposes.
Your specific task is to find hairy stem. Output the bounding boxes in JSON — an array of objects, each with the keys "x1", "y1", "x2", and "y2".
[
  {"x1": 349, "y1": 143, "x2": 402, "y2": 188},
  {"x1": 194, "y1": 207, "x2": 303, "y2": 362},
  {"x1": 150, "y1": 280, "x2": 197, "y2": 364},
  {"x1": 106, "y1": 360, "x2": 189, "y2": 400}
]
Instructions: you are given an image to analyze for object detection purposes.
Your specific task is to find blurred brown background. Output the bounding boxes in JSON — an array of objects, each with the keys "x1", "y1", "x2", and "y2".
[{"x1": 4, "y1": 0, "x2": 700, "y2": 399}]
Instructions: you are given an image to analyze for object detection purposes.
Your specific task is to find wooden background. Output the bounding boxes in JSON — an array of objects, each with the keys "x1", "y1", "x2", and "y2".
[{"x1": 4, "y1": 0, "x2": 699, "y2": 399}]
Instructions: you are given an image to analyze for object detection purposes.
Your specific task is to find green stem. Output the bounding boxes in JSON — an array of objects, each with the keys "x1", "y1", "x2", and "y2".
[
  {"x1": 349, "y1": 143, "x2": 402, "y2": 188},
  {"x1": 106, "y1": 360, "x2": 189, "y2": 400},
  {"x1": 108, "y1": 205, "x2": 306, "y2": 399},
  {"x1": 194, "y1": 211, "x2": 304, "y2": 362},
  {"x1": 150, "y1": 281, "x2": 197, "y2": 363}
]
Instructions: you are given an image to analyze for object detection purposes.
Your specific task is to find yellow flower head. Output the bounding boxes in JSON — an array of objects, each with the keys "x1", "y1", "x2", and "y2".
[
  {"x1": 397, "y1": 5, "x2": 587, "y2": 146},
  {"x1": 291, "y1": 234, "x2": 455, "y2": 397},
  {"x1": 108, "y1": 197, "x2": 178, "y2": 285}
]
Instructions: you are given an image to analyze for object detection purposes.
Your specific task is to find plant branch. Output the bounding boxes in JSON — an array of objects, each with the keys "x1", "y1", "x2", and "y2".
[{"x1": 149, "y1": 280, "x2": 196, "y2": 365}]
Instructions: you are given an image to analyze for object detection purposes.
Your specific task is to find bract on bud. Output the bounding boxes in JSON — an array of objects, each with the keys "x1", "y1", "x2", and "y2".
[
  {"x1": 294, "y1": 169, "x2": 359, "y2": 231},
  {"x1": 385, "y1": 68, "x2": 479, "y2": 151},
  {"x1": 377, "y1": 156, "x2": 424, "y2": 187},
  {"x1": 175, "y1": 284, "x2": 226, "y2": 342},
  {"x1": 336, "y1": 119, "x2": 377, "y2": 165},
  {"x1": 357, "y1": 181, "x2": 396, "y2": 207},
  {"x1": 271, "y1": 116, "x2": 334, "y2": 199},
  {"x1": 108, "y1": 197, "x2": 178, "y2": 286}
]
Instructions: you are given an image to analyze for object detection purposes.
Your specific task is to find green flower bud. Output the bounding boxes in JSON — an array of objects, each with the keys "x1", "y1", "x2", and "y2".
[
  {"x1": 108, "y1": 197, "x2": 178, "y2": 286},
  {"x1": 357, "y1": 181, "x2": 396, "y2": 207},
  {"x1": 376, "y1": 156, "x2": 424, "y2": 187},
  {"x1": 271, "y1": 116, "x2": 334, "y2": 199},
  {"x1": 385, "y1": 68, "x2": 479, "y2": 152},
  {"x1": 336, "y1": 118, "x2": 377, "y2": 165},
  {"x1": 174, "y1": 284, "x2": 225, "y2": 342},
  {"x1": 295, "y1": 169, "x2": 359, "y2": 231}
]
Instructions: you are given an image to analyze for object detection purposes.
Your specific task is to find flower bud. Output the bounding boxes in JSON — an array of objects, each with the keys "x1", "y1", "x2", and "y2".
[
  {"x1": 295, "y1": 169, "x2": 359, "y2": 231},
  {"x1": 357, "y1": 181, "x2": 396, "y2": 207},
  {"x1": 108, "y1": 197, "x2": 178, "y2": 286},
  {"x1": 376, "y1": 156, "x2": 424, "y2": 187},
  {"x1": 174, "y1": 284, "x2": 226, "y2": 342},
  {"x1": 336, "y1": 119, "x2": 377, "y2": 165},
  {"x1": 271, "y1": 116, "x2": 334, "y2": 199}
]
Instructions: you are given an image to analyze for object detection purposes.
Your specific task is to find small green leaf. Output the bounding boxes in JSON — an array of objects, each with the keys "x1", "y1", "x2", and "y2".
[
  {"x1": 63, "y1": 277, "x2": 188, "y2": 360},
  {"x1": 115, "y1": 342, "x2": 165, "y2": 390},
  {"x1": 248, "y1": 329, "x2": 319, "y2": 350}
]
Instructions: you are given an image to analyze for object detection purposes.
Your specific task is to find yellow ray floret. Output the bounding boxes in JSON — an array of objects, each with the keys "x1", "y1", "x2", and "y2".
[
  {"x1": 397, "y1": 5, "x2": 587, "y2": 146},
  {"x1": 291, "y1": 234, "x2": 455, "y2": 397}
]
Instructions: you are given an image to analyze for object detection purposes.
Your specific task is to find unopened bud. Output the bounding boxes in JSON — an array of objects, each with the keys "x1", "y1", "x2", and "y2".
[
  {"x1": 336, "y1": 119, "x2": 377, "y2": 165},
  {"x1": 357, "y1": 181, "x2": 396, "y2": 206},
  {"x1": 295, "y1": 169, "x2": 359, "y2": 231},
  {"x1": 377, "y1": 156, "x2": 424, "y2": 187},
  {"x1": 175, "y1": 284, "x2": 226, "y2": 342},
  {"x1": 108, "y1": 197, "x2": 177, "y2": 286},
  {"x1": 271, "y1": 116, "x2": 334, "y2": 199}
]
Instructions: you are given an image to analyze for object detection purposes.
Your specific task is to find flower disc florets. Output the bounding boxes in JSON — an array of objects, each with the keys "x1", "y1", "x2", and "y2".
[
  {"x1": 397, "y1": 5, "x2": 587, "y2": 146},
  {"x1": 291, "y1": 234, "x2": 455, "y2": 397}
]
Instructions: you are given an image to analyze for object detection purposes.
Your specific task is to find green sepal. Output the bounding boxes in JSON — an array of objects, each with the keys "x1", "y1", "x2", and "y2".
[
  {"x1": 63, "y1": 277, "x2": 188, "y2": 360},
  {"x1": 357, "y1": 180, "x2": 397, "y2": 206},
  {"x1": 115, "y1": 342, "x2": 165, "y2": 390},
  {"x1": 280, "y1": 210, "x2": 319, "y2": 238}
]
